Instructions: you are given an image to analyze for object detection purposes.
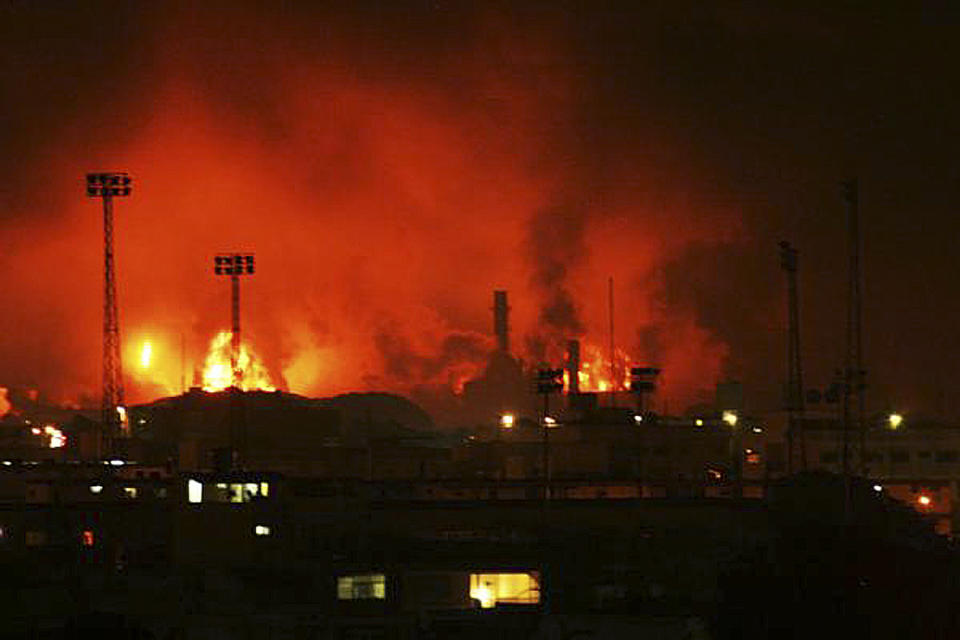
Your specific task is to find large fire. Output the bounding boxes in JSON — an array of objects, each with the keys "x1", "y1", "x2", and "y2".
[
  {"x1": 201, "y1": 331, "x2": 276, "y2": 392},
  {"x1": 0, "y1": 5, "x2": 737, "y2": 416},
  {"x1": 564, "y1": 342, "x2": 632, "y2": 393}
]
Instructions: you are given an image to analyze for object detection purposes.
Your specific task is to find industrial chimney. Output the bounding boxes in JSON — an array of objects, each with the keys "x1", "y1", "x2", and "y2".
[
  {"x1": 566, "y1": 339, "x2": 580, "y2": 395},
  {"x1": 493, "y1": 290, "x2": 509, "y2": 353}
]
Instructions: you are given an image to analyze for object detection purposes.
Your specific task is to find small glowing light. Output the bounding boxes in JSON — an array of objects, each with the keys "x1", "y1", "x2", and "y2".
[
  {"x1": 123, "y1": 487, "x2": 138, "y2": 498},
  {"x1": 544, "y1": 416, "x2": 557, "y2": 427},
  {"x1": 918, "y1": 495, "x2": 932, "y2": 507},
  {"x1": 752, "y1": 426, "x2": 763, "y2": 434},
  {"x1": 694, "y1": 419, "x2": 704, "y2": 427},
  {"x1": 140, "y1": 341, "x2": 152, "y2": 369},
  {"x1": 254, "y1": 525, "x2": 271, "y2": 536},
  {"x1": 722, "y1": 411, "x2": 738, "y2": 427},
  {"x1": 634, "y1": 414, "x2": 643, "y2": 424},
  {"x1": 89, "y1": 485, "x2": 103, "y2": 494},
  {"x1": 109, "y1": 459, "x2": 125, "y2": 467},
  {"x1": 872, "y1": 484, "x2": 882, "y2": 493},
  {"x1": 499, "y1": 413, "x2": 515, "y2": 429},
  {"x1": 81, "y1": 530, "x2": 95, "y2": 547},
  {"x1": 2, "y1": 461, "x2": 11, "y2": 466},
  {"x1": 888, "y1": 413, "x2": 904, "y2": 430},
  {"x1": 30, "y1": 427, "x2": 41, "y2": 435}
]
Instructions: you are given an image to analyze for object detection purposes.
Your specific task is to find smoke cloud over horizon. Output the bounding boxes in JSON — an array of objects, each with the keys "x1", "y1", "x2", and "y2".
[{"x1": 0, "y1": 3, "x2": 769, "y2": 421}]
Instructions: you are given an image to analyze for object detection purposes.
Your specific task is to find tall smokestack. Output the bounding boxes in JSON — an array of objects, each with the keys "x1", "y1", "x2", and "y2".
[
  {"x1": 493, "y1": 290, "x2": 509, "y2": 353},
  {"x1": 566, "y1": 339, "x2": 580, "y2": 395}
]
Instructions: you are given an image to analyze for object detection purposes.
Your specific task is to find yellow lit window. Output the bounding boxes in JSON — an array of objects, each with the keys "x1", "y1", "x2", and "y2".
[
  {"x1": 337, "y1": 574, "x2": 386, "y2": 600},
  {"x1": 123, "y1": 487, "x2": 138, "y2": 499},
  {"x1": 187, "y1": 480, "x2": 202, "y2": 504},
  {"x1": 469, "y1": 572, "x2": 540, "y2": 608}
]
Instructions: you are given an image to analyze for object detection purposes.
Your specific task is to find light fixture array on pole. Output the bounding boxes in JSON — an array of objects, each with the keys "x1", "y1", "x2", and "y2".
[
  {"x1": 214, "y1": 253, "x2": 255, "y2": 388},
  {"x1": 86, "y1": 171, "x2": 132, "y2": 451}
]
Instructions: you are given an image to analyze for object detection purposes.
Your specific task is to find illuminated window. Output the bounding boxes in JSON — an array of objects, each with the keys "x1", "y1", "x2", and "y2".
[
  {"x1": 81, "y1": 530, "x2": 94, "y2": 547},
  {"x1": 469, "y1": 572, "x2": 540, "y2": 608},
  {"x1": 123, "y1": 487, "x2": 138, "y2": 499},
  {"x1": 337, "y1": 574, "x2": 386, "y2": 600},
  {"x1": 254, "y1": 525, "x2": 271, "y2": 536},
  {"x1": 187, "y1": 479, "x2": 202, "y2": 504},
  {"x1": 89, "y1": 485, "x2": 103, "y2": 494}
]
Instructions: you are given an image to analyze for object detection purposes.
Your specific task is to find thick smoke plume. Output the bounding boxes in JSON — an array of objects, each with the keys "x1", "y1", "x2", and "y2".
[
  {"x1": 0, "y1": 4, "x2": 741, "y2": 419},
  {"x1": 525, "y1": 201, "x2": 588, "y2": 363}
]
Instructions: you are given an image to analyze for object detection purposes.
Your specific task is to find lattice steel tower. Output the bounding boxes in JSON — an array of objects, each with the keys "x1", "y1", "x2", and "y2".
[
  {"x1": 779, "y1": 240, "x2": 805, "y2": 472},
  {"x1": 842, "y1": 178, "x2": 866, "y2": 476},
  {"x1": 86, "y1": 172, "x2": 132, "y2": 442},
  {"x1": 214, "y1": 253, "x2": 255, "y2": 387}
]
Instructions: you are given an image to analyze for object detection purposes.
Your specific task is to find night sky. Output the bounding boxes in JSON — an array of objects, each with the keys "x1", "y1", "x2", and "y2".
[{"x1": 1, "y1": 1, "x2": 958, "y2": 420}]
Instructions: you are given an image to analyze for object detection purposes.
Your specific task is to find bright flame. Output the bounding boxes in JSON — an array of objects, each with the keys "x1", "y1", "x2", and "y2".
[
  {"x1": 565, "y1": 342, "x2": 632, "y2": 393},
  {"x1": 140, "y1": 341, "x2": 153, "y2": 369},
  {"x1": 39, "y1": 424, "x2": 66, "y2": 449},
  {"x1": 116, "y1": 406, "x2": 129, "y2": 432},
  {"x1": 202, "y1": 331, "x2": 276, "y2": 392}
]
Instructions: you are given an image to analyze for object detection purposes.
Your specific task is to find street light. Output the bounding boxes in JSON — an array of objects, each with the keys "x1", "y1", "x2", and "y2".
[
  {"x1": 536, "y1": 368, "x2": 564, "y2": 501},
  {"x1": 888, "y1": 412, "x2": 904, "y2": 430}
]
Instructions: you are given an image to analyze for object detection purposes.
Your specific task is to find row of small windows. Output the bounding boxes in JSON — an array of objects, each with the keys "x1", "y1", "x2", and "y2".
[
  {"x1": 335, "y1": 572, "x2": 540, "y2": 608},
  {"x1": 187, "y1": 480, "x2": 270, "y2": 504},
  {"x1": 820, "y1": 450, "x2": 960, "y2": 464}
]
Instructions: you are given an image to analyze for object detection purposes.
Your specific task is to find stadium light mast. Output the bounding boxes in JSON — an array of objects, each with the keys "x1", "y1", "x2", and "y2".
[
  {"x1": 86, "y1": 172, "x2": 132, "y2": 449},
  {"x1": 214, "y1": 253, "x2": 255, "y2": 388}
]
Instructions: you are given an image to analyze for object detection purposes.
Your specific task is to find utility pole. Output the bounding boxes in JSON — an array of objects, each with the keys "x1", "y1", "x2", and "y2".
[
  {"x1": 779, "y1": 241, "x2": 806, "y2": 472},
  {"x1": 86, "y1": 172, "x2": 132, "y2": 456},
  {"x1": 842, "y1": 179, "x2": 866, "y2": 479},
  {"x1": 608, "y1": 276, "x2": 616, "y2": 406}
]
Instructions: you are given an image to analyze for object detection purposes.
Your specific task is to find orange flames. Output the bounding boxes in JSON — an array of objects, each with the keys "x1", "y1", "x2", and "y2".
[
  {"x1": 563, "y1": 342, "x2": 632, "y2": 393},
  {"x1": 31, "y1": 424, "x2": 66, "y2": 449},
  {"x1": 201, "y1": 331, "x2": 276, "y2": 392},
  {"x1": 0, "y1": 7, "x2": 737, "y2": 416}
]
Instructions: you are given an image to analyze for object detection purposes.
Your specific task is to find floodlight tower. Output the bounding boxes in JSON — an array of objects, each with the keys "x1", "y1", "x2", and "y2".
[
  {"x1": 86, "y1": 172, "x2": 132, "y2": 444},
  {"x1": 214, "y1": 253, "x2": 255, "y2": 387},
  {"x1": 779, "y1": 241, "x2": 806, "y2": 472}
]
